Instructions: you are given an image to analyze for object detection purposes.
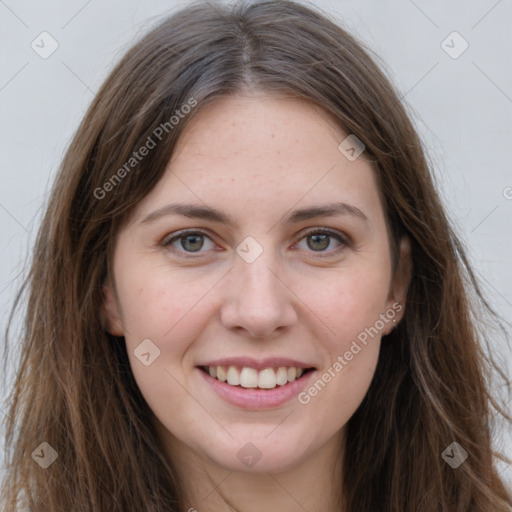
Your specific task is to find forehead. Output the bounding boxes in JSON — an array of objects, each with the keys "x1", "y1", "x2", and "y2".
[
  {"x1": 170, "y1": 93, "x2": 350, "y2": 171},
  {"x1": 130, "y1": 93, "x2": 384, "y2": 227}
]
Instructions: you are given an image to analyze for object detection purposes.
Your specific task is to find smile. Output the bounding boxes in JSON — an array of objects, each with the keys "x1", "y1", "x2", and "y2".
[
  {"x1": 199, "y1": 365, "x2": 314, "y2": 390},
  {"x1": 197, "y1": 365, "x2": 317, "y2": 410}
]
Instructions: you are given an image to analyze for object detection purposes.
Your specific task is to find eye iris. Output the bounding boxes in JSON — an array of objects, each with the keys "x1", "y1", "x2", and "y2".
[
  {"x1": 307, "y1": 234, "x2": 330, "y2": 251},
  {"x1": 181, "y1": 234, "x2": 204, "y2": 252}
]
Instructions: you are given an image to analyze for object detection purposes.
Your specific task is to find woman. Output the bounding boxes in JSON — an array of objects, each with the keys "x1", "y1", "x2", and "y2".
[{"x1": 2, "y1": 0, "x2": 511, "y2": 510}]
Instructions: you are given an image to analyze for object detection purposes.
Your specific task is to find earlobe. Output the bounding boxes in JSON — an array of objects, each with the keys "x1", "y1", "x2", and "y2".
[{"x1": 100, "y1": 283, "x2": 125, "y2": 336}]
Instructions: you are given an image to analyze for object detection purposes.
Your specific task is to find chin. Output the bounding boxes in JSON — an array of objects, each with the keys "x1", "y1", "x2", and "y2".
[
  {"x1": 214, "y1": 449, "x2": 305, "y2": 474},
  {"x1": 202, "y1": 433, "x2": 313, "y2": 474}
]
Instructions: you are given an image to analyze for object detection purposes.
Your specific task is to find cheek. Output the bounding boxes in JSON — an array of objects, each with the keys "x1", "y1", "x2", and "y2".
[
  {"x1": 314, "y1": 265, "x2": 391, "y2": 340},
  {"x1": 117, "y1": 265, "x2": 210, "y2": 339},
  {"x1": 306, "y1": 264, "x2": 389, "y2": 404},
  {"x1": 309, "y1": 298, "x2": 383, "y2": 426},
  {"x1": 119, "y1": 275, "x2": 199, "y2": 417}
]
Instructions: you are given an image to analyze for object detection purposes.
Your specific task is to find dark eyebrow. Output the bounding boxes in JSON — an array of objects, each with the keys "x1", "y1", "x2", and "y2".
[{"x1": 139, "y1": 201, "x2": 368, "y2": 228}]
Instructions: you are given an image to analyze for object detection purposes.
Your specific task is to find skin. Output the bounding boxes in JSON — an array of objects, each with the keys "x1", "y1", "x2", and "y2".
[{"x1": 102, "y1": 93, "x2": 411, "y2": 512}]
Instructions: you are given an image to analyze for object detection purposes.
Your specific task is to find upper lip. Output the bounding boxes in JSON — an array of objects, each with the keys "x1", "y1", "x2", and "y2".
[{"x1": 197, "y1": 357, "x2": 316, "y2": 371}]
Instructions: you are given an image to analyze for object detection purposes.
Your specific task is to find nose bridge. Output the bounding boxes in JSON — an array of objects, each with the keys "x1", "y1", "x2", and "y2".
[
  {"x1": 219, "y1": 236, "x2": 296, "y2": 336},
  {"x1": 234, "y1": 239, "x2": 283, "y2": 302}
]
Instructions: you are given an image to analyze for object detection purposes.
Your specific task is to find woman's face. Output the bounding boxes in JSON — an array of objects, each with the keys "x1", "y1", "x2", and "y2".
[{"x1": 103, "y1": 94, "x2": 410, "y2": 473}]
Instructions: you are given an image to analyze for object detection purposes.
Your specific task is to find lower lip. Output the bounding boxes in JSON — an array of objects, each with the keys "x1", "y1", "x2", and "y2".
[{"x1": 197, "y1": 368, "x2": 316, "y2": 410}]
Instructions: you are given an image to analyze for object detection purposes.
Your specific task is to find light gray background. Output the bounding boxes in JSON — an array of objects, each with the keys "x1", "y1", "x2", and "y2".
[{"x1": 1, "y1": 0, "x2": 511, "y2": 489}]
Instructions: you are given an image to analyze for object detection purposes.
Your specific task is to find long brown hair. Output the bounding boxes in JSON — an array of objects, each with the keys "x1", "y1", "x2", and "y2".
[{"x1": 2, "y1": 0, "x2": 511, "y2": 510}]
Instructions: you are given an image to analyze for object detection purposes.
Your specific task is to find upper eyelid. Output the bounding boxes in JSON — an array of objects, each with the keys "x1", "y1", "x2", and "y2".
[{"x1": 162, "y1": 228, "x2": 215, "y2": 244}]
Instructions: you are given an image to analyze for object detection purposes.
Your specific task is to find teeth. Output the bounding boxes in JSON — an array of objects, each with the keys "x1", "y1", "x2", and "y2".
[
  {"x1": 276, "y1": 367, "x2": 288, "y2": 386},
  {"x1": 204, "y1": 365, "x2": 309, "y2": 389},
  {"x1": 217, "y1": 366, "x2": 227, "y2": 382},
  {"x1": 240, "y1": 367, "x2": 258, "y2": 388},
  {"x1": 258, "y1": 368, "x2": 277, "y2": 389},
  {"x1": 227, "y1": 366, "x2": 240, "y2": 386}
]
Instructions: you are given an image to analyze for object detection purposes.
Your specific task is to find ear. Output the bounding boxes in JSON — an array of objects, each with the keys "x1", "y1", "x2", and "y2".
[
  {"x1": 100, "y1": 281, "x2": 125, "y2": 336},
  {"x1": 383, "y1": 235, "x2": 412, "y2": 334}
]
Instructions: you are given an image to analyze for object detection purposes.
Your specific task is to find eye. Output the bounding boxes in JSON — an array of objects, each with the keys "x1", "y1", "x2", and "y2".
[
  {"x1": 162, "y1": 230, "x2": 216, "y2": 256},
  {"x1": 162, "y1": 227, "x2": 349, "y2": 258},
  {"x1": 294, "y1": 228, "x2": 349, "y2": 256}
]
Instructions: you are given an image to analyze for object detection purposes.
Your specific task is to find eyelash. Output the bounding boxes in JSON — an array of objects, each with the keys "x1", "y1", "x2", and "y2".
[{"x1": 161, "y1": 227, "x2": 349, "y2": 259}]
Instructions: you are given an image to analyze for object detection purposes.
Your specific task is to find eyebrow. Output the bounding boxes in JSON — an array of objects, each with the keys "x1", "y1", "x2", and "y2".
[{"x1": 139, "y1": 201, "x2": 368, "y2": 228}]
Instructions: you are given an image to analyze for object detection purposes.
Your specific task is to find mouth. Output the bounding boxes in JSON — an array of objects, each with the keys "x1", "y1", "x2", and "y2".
[{"x1": 198, "y1": 365, "x2": 316, "y2": 390}]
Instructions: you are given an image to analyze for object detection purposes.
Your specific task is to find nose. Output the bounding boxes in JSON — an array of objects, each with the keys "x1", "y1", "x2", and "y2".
[{"x1": 219, "y1": 248, "x2": 298, "y2": 338}]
